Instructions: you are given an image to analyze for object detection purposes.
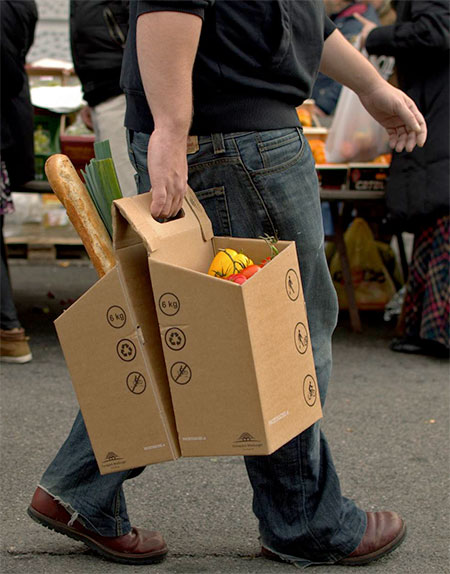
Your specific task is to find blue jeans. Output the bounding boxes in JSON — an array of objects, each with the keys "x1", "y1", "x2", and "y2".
[{"x1": 40, "y1": 128, "x2": 365, "y2": 564}]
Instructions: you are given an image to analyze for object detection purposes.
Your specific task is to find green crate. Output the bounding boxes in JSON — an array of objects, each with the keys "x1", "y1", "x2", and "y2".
[
  {"x1": 33, "y1": 114, "x2": 61, "y2": 180},
  {"x1": 34, "y1": 153, "x2": 52, "y2": 181}
]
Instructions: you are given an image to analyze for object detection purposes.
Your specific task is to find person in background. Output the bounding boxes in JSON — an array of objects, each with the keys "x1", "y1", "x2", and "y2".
[
  {"x1": 363, "y1": 0, "x2": 397, "y2": 26},
  {"x1": 0, "y1": 0, "x2": 38, "y2": 364},
  {"x1": 356, "y1": 0, "x2": 449, "y2": 358},
  {"x1": 70, "y1": 0, "x2": 136, "y2": 197},
  {"x1": 311, "y1": 0, "x2": 379, "y2": 118},
  {"x1": 27, "y1": 1, "x2": 427, "y2": 568}
]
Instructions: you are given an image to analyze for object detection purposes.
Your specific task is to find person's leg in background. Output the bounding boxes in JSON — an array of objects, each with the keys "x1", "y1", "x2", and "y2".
[
  {"x1": 90, "y1": 94, "x2": 137, "y2": 198},
  {"x1": 391, "y1": 215, "x2": 449, "y2": 357},
  {"x1": 0, "y1": 160, "x2": 32, "y2": 363}
]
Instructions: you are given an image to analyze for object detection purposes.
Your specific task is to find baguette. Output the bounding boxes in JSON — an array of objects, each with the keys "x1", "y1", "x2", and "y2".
[{"x1": 45, "y1": 154, "x2": 116, "y2": 277}]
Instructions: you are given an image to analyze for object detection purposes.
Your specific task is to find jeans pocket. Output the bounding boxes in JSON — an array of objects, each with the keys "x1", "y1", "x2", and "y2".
[
  {"x1": 193, "y1": 186, "x2": 231, "y2": 237},
  {"x1": 256, "y1": 128, "x2": 304, "y2": 172}
]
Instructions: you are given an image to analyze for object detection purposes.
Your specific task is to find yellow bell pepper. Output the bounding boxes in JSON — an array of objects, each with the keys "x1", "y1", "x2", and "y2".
[{"x1": 208, "y1": 248, "x2": 253, "y2": 278}]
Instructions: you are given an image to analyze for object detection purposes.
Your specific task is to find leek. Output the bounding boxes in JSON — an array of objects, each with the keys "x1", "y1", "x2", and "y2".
[{"x1": 82, "y1": 140, "x2": 123, "y2": 238}]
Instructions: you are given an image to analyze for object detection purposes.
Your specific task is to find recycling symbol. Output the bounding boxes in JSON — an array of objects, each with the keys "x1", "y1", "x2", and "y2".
[
  {"x1": 116, "y1": 339, "x2": 137, "y2": 362},
  {"x1": 165, "y1": 327, "x2": 186, "y2": 351}
]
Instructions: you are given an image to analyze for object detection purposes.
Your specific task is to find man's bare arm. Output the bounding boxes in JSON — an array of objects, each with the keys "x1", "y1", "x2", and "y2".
[
  {"x1": 319, "y1": 29, "x2": 427, "y2": 152},
  {"x1": 136, "y1": 11, "x2": 202, "y2": 217}
]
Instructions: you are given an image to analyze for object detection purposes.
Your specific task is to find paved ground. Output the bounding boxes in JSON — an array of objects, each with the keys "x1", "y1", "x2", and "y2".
[{"x1": 1, "y1": 260, "x2": 448, "y2": 574}]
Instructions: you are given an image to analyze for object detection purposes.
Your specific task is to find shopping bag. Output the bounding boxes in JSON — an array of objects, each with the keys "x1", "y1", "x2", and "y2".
[
  {"x1": 329, "y1": 218, "x2": 396, "y2": 310},
  {"x1": 325, "y1": 40, "x2": 393, "y2": 163}
]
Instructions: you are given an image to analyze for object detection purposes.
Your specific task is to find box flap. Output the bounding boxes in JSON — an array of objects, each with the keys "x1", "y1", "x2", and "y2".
[
  {"x1": 55, "y1": 266, "x2": 180, "y2": 472},
  {"x1": 112, "y1": 187, "x2": 213, "y2": 261}
]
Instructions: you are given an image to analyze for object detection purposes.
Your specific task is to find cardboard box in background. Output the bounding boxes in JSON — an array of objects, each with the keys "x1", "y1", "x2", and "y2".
[
  {"x1": 316, "y1": 164, "x2": 349, "y2": 190},
  {"x1": 348, "y1": 163, "x2": 390, "y2": 192},
  {"x1": 55, "y1": 189, "x2": 322, "y2": 473},
  {"x1": 114, "y1": 191, "x2": 322, "y2": 458}
]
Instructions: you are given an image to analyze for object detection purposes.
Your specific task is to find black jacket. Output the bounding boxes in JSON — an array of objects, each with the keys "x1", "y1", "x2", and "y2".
[
  {"x1": 121, "y1": 0, "x2": 336, "y2": 135},
  {"x1": 366, "y1": 0, "x2": 450, "y2": 232},
  {"x1": 70, "y1": 0, "x2": 129, "y2": 107},
  {"x1": 0, "y1": 0, "x2": 38, "y2": 186}
]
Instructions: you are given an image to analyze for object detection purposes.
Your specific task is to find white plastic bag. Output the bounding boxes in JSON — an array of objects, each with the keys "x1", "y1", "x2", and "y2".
[{"x1": 325, "y1": 41, "x2": 393, "y2": 163}]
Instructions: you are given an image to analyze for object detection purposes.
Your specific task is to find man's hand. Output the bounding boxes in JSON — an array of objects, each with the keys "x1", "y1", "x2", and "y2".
[
  {"x1": 353, "y1": 13, "x2": 377, "y2": 50},
  {"x1": 321, "y1": 29, "x2": 427, "y2": 152},
  {"x1": 147, "y1": 129, "x2": 188, "y2": 218},
  {"x1": 80, "y1": 106, "x2": 94, "y2": 131},
  {"x1": 359, "y1": 83, "x2": 427, "y2": 152}
]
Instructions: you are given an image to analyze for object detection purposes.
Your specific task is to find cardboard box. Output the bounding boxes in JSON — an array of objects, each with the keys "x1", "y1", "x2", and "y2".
[
  {"x1": 114, "y1": 191, "x2": 322, "y2": 457},
  {"x1": 55, "y1": 190, "x2": 322, "y2": 472},
  {"x1": 348, "y1": 163, "x2": 390, "y2": 192},
  {"x1": 55, "y1": 254, "x2": 181, "y2": 474},
  {"x1": 304, "y1": 127, "x2": 328, "y2": 143},
  {"x1": 316, "y1": 164, "x2": 349, "y2": 189}
]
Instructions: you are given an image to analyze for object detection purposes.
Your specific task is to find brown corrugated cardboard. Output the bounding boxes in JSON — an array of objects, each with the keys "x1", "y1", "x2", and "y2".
[
  {"x1": 56, "y1": 188, "x2": 322, "y2": 472},
  {"x1": 113, "y1": 190, "x2": 322, "y2": 457},
  {"x1": 55, "y1": 257, "x2": 180, "y2": 475}
]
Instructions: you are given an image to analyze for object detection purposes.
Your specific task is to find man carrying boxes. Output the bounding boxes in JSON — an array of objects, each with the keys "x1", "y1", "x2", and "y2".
[{"x1": 28, "y1": 0, "x2": 426, "y2": 567}]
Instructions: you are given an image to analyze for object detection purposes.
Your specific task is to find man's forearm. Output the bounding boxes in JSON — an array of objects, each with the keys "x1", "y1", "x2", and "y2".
[
  {"x1": 136, "y1": 11, "x2": 203, "y2": 136},
  {"x1": 319, "y1": 29, "x2": 384, "y2": 98}
]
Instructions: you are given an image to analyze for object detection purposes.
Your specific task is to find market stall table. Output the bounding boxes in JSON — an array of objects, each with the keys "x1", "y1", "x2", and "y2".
[{"x1": 319, "y1": 188, "x2": 408, "y2": 333}]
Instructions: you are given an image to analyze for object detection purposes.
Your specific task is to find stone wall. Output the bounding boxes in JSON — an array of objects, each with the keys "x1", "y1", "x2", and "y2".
[{"x1": 27, "y1": 0, "x2": 72, "y2": 64}]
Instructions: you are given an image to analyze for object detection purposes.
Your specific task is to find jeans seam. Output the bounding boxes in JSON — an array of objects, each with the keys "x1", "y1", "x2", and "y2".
[
  {"x1": 297, "y1": 429, "x2": 340, "y2": 562},
  {"x1": 113, "y1": 489, "x2": 123, "y2": 536},
  {"x1": 231, "y1": 139, "x2": 278, "y2": 238},
  {"x1": 258, "y1": 133, "x2": 299, "y2": 152},
  {"x1": 192, "y1": 186, "x2": 232, "y2": 236}
]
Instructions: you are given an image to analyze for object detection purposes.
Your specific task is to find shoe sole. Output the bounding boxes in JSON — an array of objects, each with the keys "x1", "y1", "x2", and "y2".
[
  {"x1": 0, "y1": 353, "x2": 32, "y2": 363},
  {"x1": 261, "y1": 521, "x2": 407, "y2": 567},
  {"x1": 27, "y1": 505, "x2": 168, "y2": 565}
]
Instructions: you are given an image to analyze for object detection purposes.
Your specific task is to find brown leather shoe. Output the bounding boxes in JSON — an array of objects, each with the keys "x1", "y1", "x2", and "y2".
[
  {"x1": 27, "y1": 487, "x2": 168, "y2": 565},
  {"x1": 337, "y1": 511, "x2": 406, "y2": 565},
  {"x1": 261, "y1": 511, "x2": 406, "y2": 566}
]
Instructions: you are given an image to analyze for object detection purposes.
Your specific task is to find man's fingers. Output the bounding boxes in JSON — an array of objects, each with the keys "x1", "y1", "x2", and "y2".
[
  {"x1": 150, "y1": 187, "x2": 168, "y2": 218},
  {"x1": 150, "y1": 184, "x2": 187, "y2": 219},
  {"x1": 398, "y1": 97, "x2": 427, "y2": 141}
]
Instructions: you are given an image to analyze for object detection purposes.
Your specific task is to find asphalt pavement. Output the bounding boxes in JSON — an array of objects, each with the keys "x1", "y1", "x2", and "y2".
[{"x1": 1, "y1": 260, "x2": 448, "y2": 574}]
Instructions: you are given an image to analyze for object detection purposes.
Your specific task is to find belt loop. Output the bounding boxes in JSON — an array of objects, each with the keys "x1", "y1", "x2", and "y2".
[{"x1": 211, "y1": 133, "x2": 225, "y2": 154}]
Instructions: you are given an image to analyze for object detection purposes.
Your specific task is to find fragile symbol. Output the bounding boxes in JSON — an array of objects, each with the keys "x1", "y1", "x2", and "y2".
[
  {"x1": 285, "y1": 269, "x2": 300, "y2": 301},
  {"x1": 294, "y1": 322, "x2": 309, "y2": 355},
  {"x1": 303, "y1": 375, "x2": 318, "y2": 407},
  {"x1": 165, "y1": 327, "x2": 186, "y2": 351},
  {"x1": 107, "y1": 305, "x2": 127, "y2": 328},
  {"x1": 117, "y1": 339, "x2": 137, "y2": 362},
  {"x1": 170, "y1": 362, "x2": 192, "y2": 385},
  {"x1": 159, "y1": 293, "x2": 180, "y2": 316},
  {"x1": 126, "y1": 372, "x2": 147, "y2": 395}
]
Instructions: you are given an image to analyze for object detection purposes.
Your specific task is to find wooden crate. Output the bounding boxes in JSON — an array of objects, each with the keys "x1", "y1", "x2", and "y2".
[{"x1": 4, "y1": 222, "x2": 87, "y2": 261}]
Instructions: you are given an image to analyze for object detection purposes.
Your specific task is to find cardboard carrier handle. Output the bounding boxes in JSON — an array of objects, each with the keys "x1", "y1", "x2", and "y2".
[{"x1": 112, "y1": 186, "x2": 213, "y2": 253}]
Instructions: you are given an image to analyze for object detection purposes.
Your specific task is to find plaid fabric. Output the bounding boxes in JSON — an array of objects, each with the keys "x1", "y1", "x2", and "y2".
[
  {"x1": 404, "y1": 215, "x2": 449, "y2": 348},
  {"x1": 0, "y1": 159, "x2": 14, "y2": 215}
]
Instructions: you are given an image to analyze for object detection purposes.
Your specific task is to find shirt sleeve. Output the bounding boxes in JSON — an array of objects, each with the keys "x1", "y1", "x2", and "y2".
[
  {"x1": 135, "y1": 0, "x2": 213, "y2": 20},
  {"x1": 324, "y1": 15, "x2": 336, "y2": 40}
]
